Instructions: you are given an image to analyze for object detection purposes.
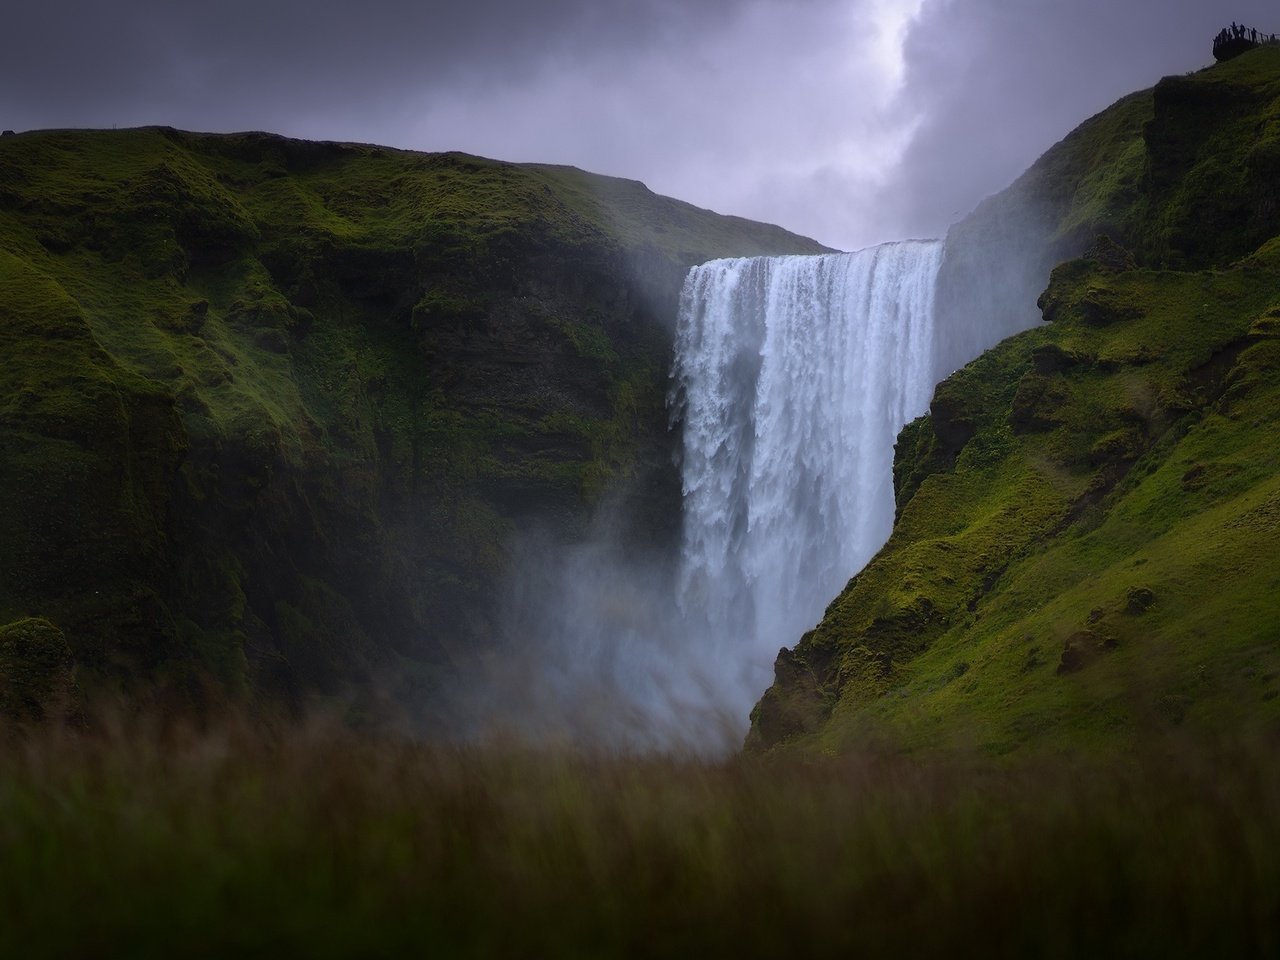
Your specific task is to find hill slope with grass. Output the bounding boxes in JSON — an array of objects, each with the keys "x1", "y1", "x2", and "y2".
[
  {"x1": 0, "y1": 127, "x2": 826, "y2": 713},
  {"x1": 751, "y1": 46, "x2": 1280, "y2": 754}
]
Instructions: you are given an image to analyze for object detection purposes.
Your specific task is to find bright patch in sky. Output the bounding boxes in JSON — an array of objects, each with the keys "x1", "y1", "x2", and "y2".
[{"x1": 399, "y1": 0, "x2": 935, "y2": 249}]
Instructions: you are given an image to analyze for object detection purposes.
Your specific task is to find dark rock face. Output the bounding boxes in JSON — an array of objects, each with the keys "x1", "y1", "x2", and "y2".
[
  {"x1": 1056, "y1": 629, "x2": 1116, "y2": 675},
  {"x1": 1077, "y1": 287, "x2": 1144, "y2": 327},
  {"x1": 1056, "y1": 640, "x2": 1089, "y2": 675},
  {"x1": 0, "y1": 618, "x2": 75, "y2": 720},
  {"x1": 1009, "y1": 372, "x2": 1069, "y2": 433},
  {"x1": 929, "y1": 381, "x2": 982, "y2": 455},
  {"x1": 1126, "y1": 587, "x2": 1156, "y2": 614},
  {"x1": 1214, "y1": 37, "x2": 1259, "y2": 63},
  {"x1": 1143, "y1": 63, "x2": 1280, "y2": 268},
  {"x1": 1032, "y1": 343, "x2": 1086, "y2": 375},
  {"x1": 1085, "y1": 234, "x2": 1137, "y2": 272},
  {"x1": 745, "y1": 642, "x2": 837, "y2": 752}
]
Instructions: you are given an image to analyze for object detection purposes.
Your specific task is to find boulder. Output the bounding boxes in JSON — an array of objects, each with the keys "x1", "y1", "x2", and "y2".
[
  {"x1": 1126, "y1": 587, "x2": 1156, "y2": 614},
  {"x1": 0, "y1": 618, "x2": 76, "y2": 721}
]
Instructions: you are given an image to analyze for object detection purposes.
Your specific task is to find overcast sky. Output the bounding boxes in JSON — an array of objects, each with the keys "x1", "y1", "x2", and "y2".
[{"x1": 4, "y1": 0, "x2": 1275, "y2": 250}]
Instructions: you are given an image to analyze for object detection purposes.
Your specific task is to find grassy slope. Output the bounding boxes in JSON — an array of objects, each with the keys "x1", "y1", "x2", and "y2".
[
  {"x1": 0, "y1": 128, "x2": 825, "y2": 708},
  {"x1": 750, "y1": 47, "x2": 1280, "y2": 755}
]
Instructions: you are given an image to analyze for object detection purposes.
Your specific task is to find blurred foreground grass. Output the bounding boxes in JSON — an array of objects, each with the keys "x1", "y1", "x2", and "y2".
[{"x1": 1, "y1": 710, "x2": 1277, "y2": 958}]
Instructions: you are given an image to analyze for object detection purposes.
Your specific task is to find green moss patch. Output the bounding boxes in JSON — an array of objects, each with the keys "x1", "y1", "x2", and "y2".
[{"x1": 756, "y1": 251, "x2": 1280, "y2": 756}]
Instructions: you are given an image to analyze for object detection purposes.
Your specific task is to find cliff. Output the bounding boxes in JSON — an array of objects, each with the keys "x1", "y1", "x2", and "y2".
[
  {"x1": 0, "y1": 127, "x2": 826, "y2": 712},
  {"x1": 750, "y1": 46, "x2": 1280, "y2": 754}
]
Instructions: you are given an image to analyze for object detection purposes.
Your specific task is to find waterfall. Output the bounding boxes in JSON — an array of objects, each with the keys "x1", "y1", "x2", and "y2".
[
  {"x1": 670, "y1": 241, "x2": 945, "y2": 682},
  {"x1": 461, "y1": 239, "x2": 956, "y2": 752}
]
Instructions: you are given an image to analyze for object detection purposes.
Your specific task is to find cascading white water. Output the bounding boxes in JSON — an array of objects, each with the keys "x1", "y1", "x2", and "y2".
[
  {"x1": 670, "y1": 240, "x2": 945, "y2": 685},
  {"x1": 463, "y1": 238, "x2": 961, "y2": 752}
]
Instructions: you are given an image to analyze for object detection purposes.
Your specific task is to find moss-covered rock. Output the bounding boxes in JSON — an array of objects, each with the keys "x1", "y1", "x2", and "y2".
[{"x1": 0, "y1": 618, "x2": 75, "y2": 720}]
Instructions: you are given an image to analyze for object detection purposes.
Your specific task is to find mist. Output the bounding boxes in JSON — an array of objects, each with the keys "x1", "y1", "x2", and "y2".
[
  {"x1": 450, "y1": 241, "x2": 982, "y2": 753},
  {"x1": 450, "y1": 512, "x2": 752, "y2": 755}
]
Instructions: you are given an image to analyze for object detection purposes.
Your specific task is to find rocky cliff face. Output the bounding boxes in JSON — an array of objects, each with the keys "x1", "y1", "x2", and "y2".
[
  {"x1": 0, "y1": 128, "x2": 825, "y2": 711},
  {"x1": 751, "y1": 46, "x2": 1280, "y2": 754}
]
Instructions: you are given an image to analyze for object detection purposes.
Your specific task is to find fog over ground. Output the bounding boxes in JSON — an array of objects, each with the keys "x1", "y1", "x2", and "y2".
[{"x1": 4, "y1": 1, "x2": 1275, "y2": 249}]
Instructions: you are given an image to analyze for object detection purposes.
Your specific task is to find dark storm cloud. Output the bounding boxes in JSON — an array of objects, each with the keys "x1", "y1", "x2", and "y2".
[
  {"x1": 0, "y1": 0, "x2": 705, "y2": 129},
  {"x1": 3, "y1": 0, "x2": 1275, "y2": 249}
]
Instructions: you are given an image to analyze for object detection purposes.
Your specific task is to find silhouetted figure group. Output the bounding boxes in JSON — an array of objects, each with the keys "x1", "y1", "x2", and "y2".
[
  {"x1": 1214, "y1": 22, "x2": 1278, "y2": 62},
  {"x1": 1215, "y1": 23, "x2": 1275, "y2": 45}
]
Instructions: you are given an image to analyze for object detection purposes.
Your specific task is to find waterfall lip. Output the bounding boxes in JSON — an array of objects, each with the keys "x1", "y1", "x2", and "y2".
[{"x1": 690, "y1": 238, "x2": 943, "y2": 270}]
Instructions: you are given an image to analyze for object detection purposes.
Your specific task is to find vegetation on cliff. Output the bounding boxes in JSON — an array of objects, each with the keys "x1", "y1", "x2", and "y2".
[
  {"x1": 751, "y1": 46, "x2": 1280, "y2": 754},
  {"x1": 0, "y1": 128, "x2": 824, "y2": 710}
]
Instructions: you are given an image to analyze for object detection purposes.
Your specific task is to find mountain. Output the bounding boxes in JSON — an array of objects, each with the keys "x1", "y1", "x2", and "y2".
[
  {"x1": 750, "y1": 46, "x2": 1280, "y2": 754},
  {"x1": 0, "y1": 127, "x2": 826, "y2": 713}
]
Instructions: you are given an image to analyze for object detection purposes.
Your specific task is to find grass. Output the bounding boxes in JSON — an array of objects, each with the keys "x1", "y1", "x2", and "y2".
[{"x1": 0, "y1": 711, "x2": 1277, "y2": 958}]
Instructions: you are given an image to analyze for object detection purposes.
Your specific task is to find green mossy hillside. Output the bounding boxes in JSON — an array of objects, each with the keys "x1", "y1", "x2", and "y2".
[
  {"x1": 751, "y1": 47, "x2": 1280, "y2": 755},
  {"x1": 753, "y1": 247, "x2": 1280, "y2": 755},
  {"x1": 935, "y1": 47, "x2": 1280, "y2": 372},
  {"x1": 981, "y1": 44, "x2": 1280, "y2": 269},
  {"x1": 0, "y1": 127, "x2": 825, "y2": 709}
]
